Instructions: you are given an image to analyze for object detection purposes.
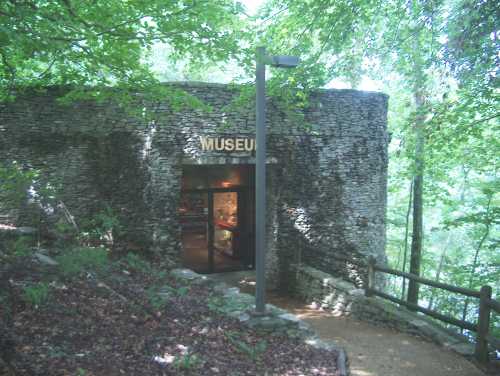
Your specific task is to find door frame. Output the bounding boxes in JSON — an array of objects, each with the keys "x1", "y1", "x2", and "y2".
[{"x1": 182, "y1": 187, "x2": 251, "y2": 273}]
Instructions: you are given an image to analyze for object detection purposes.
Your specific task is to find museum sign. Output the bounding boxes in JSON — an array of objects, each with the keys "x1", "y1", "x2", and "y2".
[{"x1": 200, "y1": 136, "x2": 256, "y2": 152}]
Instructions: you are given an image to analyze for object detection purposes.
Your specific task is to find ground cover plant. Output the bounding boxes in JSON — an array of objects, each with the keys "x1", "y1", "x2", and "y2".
[{"x1": 0, "y1": 249, "x2": 340, "y2": 375}]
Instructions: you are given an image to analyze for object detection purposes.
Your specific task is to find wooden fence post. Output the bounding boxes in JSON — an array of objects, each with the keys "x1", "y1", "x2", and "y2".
[
  {"x1": 475, "y1": 285, "x2": 492, "y2": 364},
  {"x1": 365, "y1": 256, "x2": 376, "y2": 297}
]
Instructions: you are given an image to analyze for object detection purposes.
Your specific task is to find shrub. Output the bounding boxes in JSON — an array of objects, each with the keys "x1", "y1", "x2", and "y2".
[
  {"x1": 80, "y1": 206, "x2": 122, "y2": 245},
  {"x1": 146, "y1": 284, "x2": 189, "y2": 312},
  {"x1": 146, "y1": 286, "x2": 168, "y2": 311},
  {"x1": 22, "y1": 282, "x2": 50, "y2": 307},
  {"x1": 12, "y1": 236, "x2": 33, "y2": 257},
  {"x1": 160, "y1": 284, "x2": 189, "y2": 297},
  {"x1": 54, "y1": 219, "x2": 78, "y2": 247},
  {"x1": 227, "y1": 332, "x2": 267, "y2": 362},
  {"x1": 56, "y1": 246, "x2": 108, "y2": 277},
  {"x1": 173, "y1": 353, "x2": 201, "y2": 372},
  {"x1": 0, "y1": 162, "x2": 36, "y2": 209},
  {"x1": 207, "y1": 294, "x2": 250, "y2": 315},
  {"x1": 124, "y1": 252, "x2": 152, "y2": 274},
  {"x1": 93, "y1": 207, "x2": 121, "y2": 235}
]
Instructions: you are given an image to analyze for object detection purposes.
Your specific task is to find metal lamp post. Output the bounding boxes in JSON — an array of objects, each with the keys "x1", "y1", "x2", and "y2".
[{"x1": 255, "y1": 46, "x2": 299, "y2": 314}]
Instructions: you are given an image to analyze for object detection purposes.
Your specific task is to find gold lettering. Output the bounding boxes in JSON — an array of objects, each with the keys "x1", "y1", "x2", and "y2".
[
  {"x1": 225, "y1": 138, "x2": 235, "y2": 151},
  {"x1": 244, "y1": 138, "x2": 255, "y2": 151},
  {"x1": 215, "y1": 138, "x2": 225, "y2": 151},
  {"x1": 200, "y1": 137, "x2": 214, "y2": 151},
  {"x1": 235, "y1": 138, "x2": 245, "y2": 151},
  {"x1": 201, "y1": 136, "x2": 256, "y2": 152}
]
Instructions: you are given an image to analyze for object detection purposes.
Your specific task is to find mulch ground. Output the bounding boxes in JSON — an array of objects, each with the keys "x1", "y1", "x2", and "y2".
[{"x1": 1, "y1": 255, "x2": 340, "y2": 375}]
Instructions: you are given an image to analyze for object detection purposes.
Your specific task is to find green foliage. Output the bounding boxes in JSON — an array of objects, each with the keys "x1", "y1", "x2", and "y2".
[
  {"x1": 80, "y1": 206, "x2": 122, "y2": 244},
  {"x1": 124, "y1": 252, "x2": 152, "y2": 274},
  {"x1": 207, "y1": 294, "x2": 251, "y2": 315},
  {"x1": 443, "y1": 0, "x2": 498, "y2": 85},
  {"x1": 256, "y1": 0, "x2": 380, "y2": 90},
  {"x1": 160, "y1": 285, "x2": 189, "y2": 297},
  {"x1": 0, "y1": 0, "x2": 247, "y2": 109},
  {"x1": 146, "y1": 283, "x2": 189, "y2": 311},
  {"x1": 122, "y1": 253, "x2": 168, "y2": 283},
  {"x1": 92, "y1": 206, "x2": 121, "y2": 234},
  {"x1": 173, "y1": 353, "x2": 201, "y2": 373},
  {"x1": 226, "y1": 332, "x2": 267, "y2": 362},
  {"x1": 22, "y1": 282, "x2": 51, "y2": 307},
  {"x1": 54, "y1": 219, "x2": 78, "y2": 244},
  {"x1": 11, "y1": 236, "x2": 33, "y2": 257},
  {"x1": 146, "y1": 287, "x2": 168, "y2": 312},
  {"x1": 55, "y1": 247, "x2": 108, "y2": 277},
  {"x1": 0, "y1": 162, "x2": 37, "y2": 209},
  {"x1": 76, "y1": 368, "x2": 87, "y2": 376},
  {"x1": 256, "y1": 0, "x2": 499, "y2": 340}
]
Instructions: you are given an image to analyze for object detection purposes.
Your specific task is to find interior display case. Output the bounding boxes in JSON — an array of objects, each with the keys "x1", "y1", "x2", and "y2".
[
  {"x1": 180, "y1": 164, "x2": 255, "y2": 273},
  {"x1": 213, "y1": 192, "x2": 239, "y2": 257}
]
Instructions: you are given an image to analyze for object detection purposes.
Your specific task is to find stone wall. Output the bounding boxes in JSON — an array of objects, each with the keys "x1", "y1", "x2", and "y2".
[
  {"x1": 290, "y1": 264, "x2": 475, "y2": 355},
  {"x1": 0, "y1": 82, "x2": 389, "y2": 287}
]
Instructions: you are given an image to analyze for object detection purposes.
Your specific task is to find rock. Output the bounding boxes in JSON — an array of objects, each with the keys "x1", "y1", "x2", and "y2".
[
  {"x1": 227, "y1": 310, "x2": 251, "y2": 323},
  {"x1": 170, "y1": 268, "x2": 208, "y2": 284},
  {"x1": 222, "y1": 287, "x2": 240, "y2": 296},
  {"x1": 17, "y1": 227, "x2": 37, "y2": 235},
  {"x1": 305, "y1": 336, "x2": 340, "y2": 352},
  {"x1": 33, "y1": 252, "x2": 58, "y2": 266},
  {"x1": 245, "y1": 316, "x2": 290, "y2": 331},
  {"x1": 278, "y1": 312, "x2": 301, "y2": 323},
  {"x1": 213, "y1": 282, "x2": 230, "y2": 292},
  {"x1": 238, "y1": 313, "x2": 250, "y2": 322},
  {"x1": 0, "y1": 226, "x2": 36, "y2": 235},
  {"x1": 447, "y1": 342, "x2": 475, "y2": 356}
]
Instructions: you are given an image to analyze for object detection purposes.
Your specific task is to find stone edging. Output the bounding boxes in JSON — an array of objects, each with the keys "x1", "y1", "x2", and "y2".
[
  {"x1": 291, "y1": 263, "x2": 476, "y2": 358},
  {"x1": 170, "y1": 268, "x2": 350, "y2": 376}
]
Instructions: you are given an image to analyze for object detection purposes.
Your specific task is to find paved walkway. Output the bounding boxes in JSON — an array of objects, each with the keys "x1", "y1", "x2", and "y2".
[{"x1": 209, "y1": 271, "x2": 487, "y2": 376}]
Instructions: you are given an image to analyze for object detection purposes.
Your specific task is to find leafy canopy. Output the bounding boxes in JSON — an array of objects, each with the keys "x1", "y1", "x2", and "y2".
[{"x1": 0, "y1": 0, "x2": 247, "y2": 100}]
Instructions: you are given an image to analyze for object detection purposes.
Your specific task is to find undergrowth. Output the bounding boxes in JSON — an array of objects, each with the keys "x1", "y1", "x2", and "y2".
[
  {"x1": 55, "y1": 246, "x2": 108, "y2": 277},
  {"x1": 22, "y1": 282, "x2": 51, "y2": 307}
]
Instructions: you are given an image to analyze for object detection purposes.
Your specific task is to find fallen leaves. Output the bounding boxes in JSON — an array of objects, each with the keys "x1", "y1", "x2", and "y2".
[{"x1": 2, "y1": 258, "x2": 339, "y2": 375}]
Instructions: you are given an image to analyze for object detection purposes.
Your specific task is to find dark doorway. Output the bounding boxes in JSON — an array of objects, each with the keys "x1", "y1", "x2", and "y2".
[{"x1": 179, "y1": 165, "x2": 255, "y2": 273}]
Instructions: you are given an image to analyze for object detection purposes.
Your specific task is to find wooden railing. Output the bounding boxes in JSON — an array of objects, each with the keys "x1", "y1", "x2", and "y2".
[
  {"x1": 360, "y1": 256, "x2": 499, "y2": 364},
  {"x1": 321, "y1": 254, "x2": 498, "y2": 364}
]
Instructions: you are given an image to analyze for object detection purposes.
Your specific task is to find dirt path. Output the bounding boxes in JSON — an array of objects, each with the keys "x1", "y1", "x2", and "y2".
[
  {"x1": 208, "y1": 272, "x2": 486, "y2": 376},
  {"x1": 269, "y1": 294, "x2": 486, "y2": 376}
]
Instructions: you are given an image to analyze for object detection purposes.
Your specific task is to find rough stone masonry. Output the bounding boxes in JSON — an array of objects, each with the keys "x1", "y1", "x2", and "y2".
[{"x1": 0, "y1": 82, "x2": 389, "y2": 289}]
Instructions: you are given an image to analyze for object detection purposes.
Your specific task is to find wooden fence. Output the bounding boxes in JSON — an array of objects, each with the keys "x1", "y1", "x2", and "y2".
[{"x1": 361, "y1": 256, "x2": 499, "y2": 364}]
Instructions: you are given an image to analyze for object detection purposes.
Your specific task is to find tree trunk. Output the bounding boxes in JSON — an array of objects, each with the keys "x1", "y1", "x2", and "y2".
[
  {"x1": 407, "y1": 88, "x2": 425, "y2": 306},
  {"x1": 401, "y1": 179, "x2": 413, "y2": 300}
]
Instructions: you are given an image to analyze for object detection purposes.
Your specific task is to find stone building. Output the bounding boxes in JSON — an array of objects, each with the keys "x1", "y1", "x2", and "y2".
[{"x1": 0, "y1": 82, "x2": 389, "y2": 289}]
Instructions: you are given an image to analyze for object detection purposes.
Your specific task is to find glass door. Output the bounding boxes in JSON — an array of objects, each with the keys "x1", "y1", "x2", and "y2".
[
  {"x1": 211, "y1": 189, "x2": 254, "y2": 273},
  {"x1": 180, "y1": 188, "x2": 254, "y2": 273},
  {"x1": 213, "y1": 191, "x2": 240, "y2": 262}
]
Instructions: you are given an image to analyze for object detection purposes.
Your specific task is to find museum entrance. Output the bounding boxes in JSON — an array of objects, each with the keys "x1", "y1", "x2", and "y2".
[{"x1": 179, "y1": 165, "x2": 255, "y2": 273}]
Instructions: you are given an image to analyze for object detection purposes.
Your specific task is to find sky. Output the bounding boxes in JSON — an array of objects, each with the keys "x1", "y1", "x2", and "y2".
[
  {"x1": 241, "y1": 0, "x2": 264, "y2": 16},
  {"x1": 240, "y1": 0, "x2": 380, "y2": 91},
  {"x1": 149, "y1": 0, "x2": 381, "y2": 92}
]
